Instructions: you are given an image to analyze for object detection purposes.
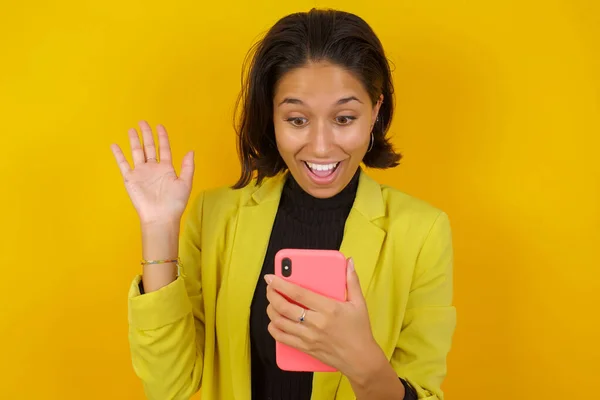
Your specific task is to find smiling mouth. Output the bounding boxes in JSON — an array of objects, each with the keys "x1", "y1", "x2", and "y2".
[{"x1": 303, "y1": 161, "x2": 341, "y2": 177}]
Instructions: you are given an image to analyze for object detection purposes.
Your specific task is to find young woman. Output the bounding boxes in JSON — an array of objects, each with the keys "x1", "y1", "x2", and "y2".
[{"x1": 112, "y1": 8, "x2": 456, "y2": 400}]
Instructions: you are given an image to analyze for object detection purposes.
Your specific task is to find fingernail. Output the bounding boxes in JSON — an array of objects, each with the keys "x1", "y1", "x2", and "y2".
[
  {"x1": 264, "y1": 274, "x2": 273, "y2": 284},
  {"x1": 348, "y1": 257, "x2": 355, "y2": 272}
]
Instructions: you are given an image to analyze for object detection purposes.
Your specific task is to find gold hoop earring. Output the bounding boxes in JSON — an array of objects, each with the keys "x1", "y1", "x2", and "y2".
[
  {"x1": 367, "y1": 131, "x2": 374, "y2": 152},
  {"x1": 367, "y1": 115, "x2": 379, "y2": 152}
]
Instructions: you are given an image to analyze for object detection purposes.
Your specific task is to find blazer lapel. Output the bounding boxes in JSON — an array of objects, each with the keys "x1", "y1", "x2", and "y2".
[
  {"x1": 226, "y1": 173, "x2": 286, "y2": 400},
  {"x1": 312, "y1": 170, "x2": 386, "y2": 400},
  {"x1": 339, "y1": 171, "x2": 386, "y2": 294}
]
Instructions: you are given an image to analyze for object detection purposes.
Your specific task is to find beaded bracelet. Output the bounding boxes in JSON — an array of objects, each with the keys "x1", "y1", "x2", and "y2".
[{"x1": 141, "y1": 257, "x2": 185, "y2": 277}]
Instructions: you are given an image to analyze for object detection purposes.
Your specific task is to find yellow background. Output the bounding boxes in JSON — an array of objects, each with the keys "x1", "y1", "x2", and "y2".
[{"x1": 1, "y1": 0, "x2": 598, "y2": 399}]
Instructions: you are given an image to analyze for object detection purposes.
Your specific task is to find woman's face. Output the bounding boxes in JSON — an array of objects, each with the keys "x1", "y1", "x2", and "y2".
[{"x1": 273, "y1": 61, "x2": 382, "y2": 199}]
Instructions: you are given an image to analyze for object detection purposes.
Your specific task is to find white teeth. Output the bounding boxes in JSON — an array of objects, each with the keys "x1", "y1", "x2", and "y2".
[{"x1": 306, "y1": 162, "x2": 339, "y2": 172}]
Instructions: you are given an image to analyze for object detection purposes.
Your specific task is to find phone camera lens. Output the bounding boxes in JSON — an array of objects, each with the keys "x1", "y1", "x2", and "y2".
[{"x1": 281, "y1": 257, "x2": 292, "y2": 277}]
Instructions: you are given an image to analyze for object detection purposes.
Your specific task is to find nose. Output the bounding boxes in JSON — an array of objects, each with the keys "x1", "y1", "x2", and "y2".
[{"x1": 307, "y1": 120, "x2": 334, "y2": 157}]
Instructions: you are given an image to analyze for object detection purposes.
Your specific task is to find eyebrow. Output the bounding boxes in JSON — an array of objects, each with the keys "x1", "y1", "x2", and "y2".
[{"x1": 277, "y1": 96, "x2": 363, "y2": 107}]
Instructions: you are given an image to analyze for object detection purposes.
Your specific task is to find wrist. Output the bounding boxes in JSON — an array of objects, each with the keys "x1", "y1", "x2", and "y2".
[
  {"x1": 347, "y1": 343, "x2": 405, "y2": 400},
  {"x1": 347, "y1": 341, "x2": 389, "y2": 388},
  {"x1": 139, "y1": 220, "x2": 181, "y2": 293},
  {"x1": 140, "y1": 218, "x2": 181, "y2": 232},
  {"x1": 346, "y1": 342, "x2": 406, "y2": 400},
  {"x1": 140, "y1": 220, "x2": 181, "y2": 261}
]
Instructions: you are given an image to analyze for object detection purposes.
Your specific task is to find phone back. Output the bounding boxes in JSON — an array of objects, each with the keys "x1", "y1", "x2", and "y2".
[{"x1": 274, "y1": 248, "x2": 347, "y2": 372}]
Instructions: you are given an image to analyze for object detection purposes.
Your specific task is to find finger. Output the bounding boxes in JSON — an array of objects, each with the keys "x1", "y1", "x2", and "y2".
[
  {"x1": 268, "y1": 322, "x2": 307, "y2": 352},
  {"x1": 110, "y1": 144, "x2": 131, "y2": 177},
  {"x1": 266, "y1": 304, "x2": 308, "y2": 337},
  {"x1": 266, "y1": 284, "x2": 307, "y2": 323},
  {"x1": 128, "y1": 128, "x2": 145, "y2": 166},
  {"x1": 156, "y1": 124, "x2": 172, "y2": 163},
  {"x1": 265, "y1": 274, "x2": 329, "y2": 312},
  {"x1": 180, "y1": 151, "x2": 195, "y2": 185},
  {"x1": 346, "y1": 257, "x2": 364, "y2": 303},
  {"x1": 138, "y1": 120, "x2": 157, "y2": 161}
]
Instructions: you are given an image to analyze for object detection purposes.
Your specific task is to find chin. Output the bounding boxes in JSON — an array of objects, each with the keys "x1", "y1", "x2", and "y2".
[{"x1": 305, "y1": 185, "x2": 343, "y2": 199}]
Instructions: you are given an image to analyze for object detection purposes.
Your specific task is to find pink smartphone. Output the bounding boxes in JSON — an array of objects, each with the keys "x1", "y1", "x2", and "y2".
[{"x1": 274, "y1": 248, "x2": 347, "y2": 372}]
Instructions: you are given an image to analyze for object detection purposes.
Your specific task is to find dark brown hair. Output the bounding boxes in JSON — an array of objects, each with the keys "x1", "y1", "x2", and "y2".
[{"x1": 233, "y1": 8, "x2": 402, "y2": 189}]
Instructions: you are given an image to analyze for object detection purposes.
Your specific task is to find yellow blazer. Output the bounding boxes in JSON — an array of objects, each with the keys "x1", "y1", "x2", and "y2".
[{"x1": 128, "y1": 170, "x2": 456, "y2": 400}]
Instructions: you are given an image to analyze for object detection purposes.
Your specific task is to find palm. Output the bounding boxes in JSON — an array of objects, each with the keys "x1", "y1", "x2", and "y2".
[{"x1": 111, "y1": 121, "x2": 195, "y2": 226}]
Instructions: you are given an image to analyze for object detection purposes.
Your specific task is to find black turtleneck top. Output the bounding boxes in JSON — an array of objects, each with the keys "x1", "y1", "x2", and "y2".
[{"x1": 249, "y1": 169, "x2": 417, "y2": 400}]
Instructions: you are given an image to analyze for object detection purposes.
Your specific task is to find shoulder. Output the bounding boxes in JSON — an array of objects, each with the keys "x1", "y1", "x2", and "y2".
[
  {"x1": 380, "y1": 184, "x2": 446, "y2": 222},
  {"x1": 203, "y1": 183, "x2": 251, "y2": 209},
  {"x1": 185, "y1": 174, "x2": 284, "y2": 222},
  {"x1": 356, "y1": 171, "x2": 451, "y2": 250},
  {"x1": 372, "y1": 181, "x2": 453, "y2": 271},
  {"x1": 358, "y1": 170, "x2": 446, "y2": 225},
  {"x1": 373, "y1": 180, "x2": 451, "y2": 241},
  {"x1": 184, "y1": 182, "x2": 249, "y2": 220}
]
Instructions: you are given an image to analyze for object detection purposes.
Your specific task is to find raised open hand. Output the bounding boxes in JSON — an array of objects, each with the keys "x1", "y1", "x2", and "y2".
[{"x1": 111, "y1": 121, "x2": 195, "y2": 226}]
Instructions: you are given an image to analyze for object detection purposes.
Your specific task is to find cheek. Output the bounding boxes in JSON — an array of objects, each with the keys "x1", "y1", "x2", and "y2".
[
  {"x1": 338, "y1": 123, "x2": 371, "y2": 153},
  {"x1": 274, "y1": 125, "x2": 303, "y2": 154}
]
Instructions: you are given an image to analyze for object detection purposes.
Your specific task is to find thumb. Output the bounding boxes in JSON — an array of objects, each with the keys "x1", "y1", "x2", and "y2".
[
  {"x1": 179, "y1": 150, "x2": 195, "y2": 185},
  {"x1": 346, "y1": 257, "x2": 364, "y2": 304}
]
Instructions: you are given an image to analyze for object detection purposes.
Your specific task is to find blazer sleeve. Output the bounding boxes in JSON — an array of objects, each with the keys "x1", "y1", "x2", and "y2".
[
  {"x1": 127, "y1": 192, "x2": 206, "y2": 400},
  {"x1": 391, "y1": 212, "x2": 457, "y2": 400}
]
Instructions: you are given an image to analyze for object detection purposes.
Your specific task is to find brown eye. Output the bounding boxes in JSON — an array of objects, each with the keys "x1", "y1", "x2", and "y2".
[
  {"x1": 335, "y1": 116, "x2": 357, "y2": 125},
  {"x1": 286, "y1": 117, "x2": 308, "y2": 127}
]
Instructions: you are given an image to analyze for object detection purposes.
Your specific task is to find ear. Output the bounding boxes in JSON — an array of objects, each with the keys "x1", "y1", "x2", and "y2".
[{"x1": 371, "y1": 94, "x2": 384, "y2": 128}]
